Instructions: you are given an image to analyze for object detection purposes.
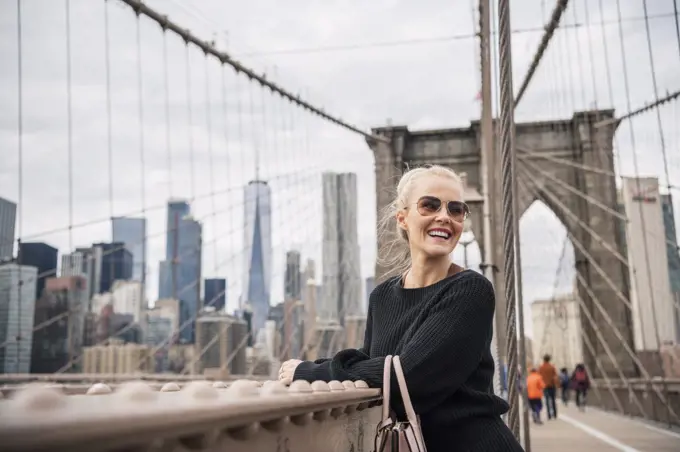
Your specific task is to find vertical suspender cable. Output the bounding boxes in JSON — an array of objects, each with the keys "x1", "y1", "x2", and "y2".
[
  {"x1": 65, "y1": 0, "x2": 75, "y2": 365},
  {"x1": 15, "y1": 0, "x2": 24, "y2": 374},
  {"x1": 497, "y1": 0, "x2": 521, "y2": 440},
  {"x1": 673, "y1": 0, "x2": 680, "y2": 59}
]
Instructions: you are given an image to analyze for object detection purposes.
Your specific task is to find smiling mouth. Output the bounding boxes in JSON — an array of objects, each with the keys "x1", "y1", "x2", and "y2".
[{"x1": 428, "y1": 230, "x2": 452, "y2": 240}]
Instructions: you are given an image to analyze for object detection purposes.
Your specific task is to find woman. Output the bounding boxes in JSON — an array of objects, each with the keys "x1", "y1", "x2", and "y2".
[
  {"x1": 571, "y1": 363, "x2": 590, "y2": 410},
  {"x1": 278, "y1": 165, "x2": 523, "y2": 451}
]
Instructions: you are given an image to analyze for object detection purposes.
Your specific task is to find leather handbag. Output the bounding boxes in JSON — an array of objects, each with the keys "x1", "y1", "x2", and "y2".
[{"x1": 373, "y1": 355, "x2": 427, "y2": 452}]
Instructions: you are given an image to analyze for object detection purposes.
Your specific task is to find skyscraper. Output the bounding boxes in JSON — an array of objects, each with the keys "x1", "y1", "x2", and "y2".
[
  {"x1": 0, "y1": 263, "x2": 37, "y2": 373},
  {"x1": 320, "y1": 172, "x2": 362, "y2": 324},
  {"x1": 242, "y1": 180, "x2": 272, "y2": 339},
  {"x1": 365, "y1": 276, "x2": 376, "y2": 309},
  {"x1": 165, "y1": 199, "x2": 191, "y2": 261},
  {"x1": 158, "y1": 201, "x2": 202, "y2": 344},
  {"x1": 0, "y1": 197, "x2": 17, "y2": 262},
  {"x1": 661, "y1": 194, "x2": 680, "y2": 342},
  {"x1": 17, "y1": 242, "x2": 58, "y2": 301},
  {"x1": 112, "y1": 217, "x2": 147, "y2": 285},
  {"x1": 204, "y1": 278, "x2": 226, "y2": 311},
  {"x1": 61, "y1": 246, "x2": 103, "y2": 302},
  {"x1": 621, "y1": 177, "x2": 677, "y2": 350},
  {"x1": 285, "y1": 250, "x2": 302, "y2": 301},
  {"x1": 95, "y1": 242, "x2": 133, "y2": 294}
]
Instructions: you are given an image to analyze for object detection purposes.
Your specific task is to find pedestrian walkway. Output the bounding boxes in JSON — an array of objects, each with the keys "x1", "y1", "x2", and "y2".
[{"x1": 530, "y1": 404, "x2": 680, "y2": 451}]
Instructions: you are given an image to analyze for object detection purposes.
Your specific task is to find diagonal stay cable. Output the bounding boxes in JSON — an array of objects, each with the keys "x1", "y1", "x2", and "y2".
[{"x1": 517, "y1": 162, "x2": 629, "y2": 267}]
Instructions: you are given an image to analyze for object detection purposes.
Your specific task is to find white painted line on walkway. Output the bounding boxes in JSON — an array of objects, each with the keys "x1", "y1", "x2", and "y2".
[
  {"x1": 560, "y1": 414, "x2": 642, "y2": 452},
  {"x1": 643, "y1": 423, "x2": 680, "y2": 440},
  {"x1": 589, "y1": 406, "x2": 680, "y2": 439}
]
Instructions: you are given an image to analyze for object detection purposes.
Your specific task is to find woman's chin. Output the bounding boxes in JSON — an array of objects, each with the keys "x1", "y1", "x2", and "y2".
[{"x1": 422, "y1": 244, "x2": 455, "y2": 258}]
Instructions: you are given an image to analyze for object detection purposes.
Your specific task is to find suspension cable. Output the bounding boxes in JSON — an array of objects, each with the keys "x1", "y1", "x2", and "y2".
[
  {"x1": 117, "y1": 0, "x2": 388, "y2": 143},
  {"x1": 497, "y1": 0, "x2": 521, "y2": 439},
  {"x1": 514, "y1": 0, "x2": 570, "y2": 107}
]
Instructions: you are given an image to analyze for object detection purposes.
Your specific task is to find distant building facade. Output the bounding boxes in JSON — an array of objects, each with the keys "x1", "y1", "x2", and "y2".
[
  {"x1": 18, "y1": 242, "x2": 58, "y2": 301},
  {"x1": 531, "y1": 291, "x2": 583, "y2": 371},
  {"x1": 321, "y1": 173, "x2": 362, "y2": 324},
  {"x1": 621, "y1": 177, "x2": 677, "y2": 350},
  {"x1": 0, "y1": 263, "x2": 37, "y2": 373},
  {"x1": 112, "y1": 217, "x2": 147, "y2": 285},
  {"x1": 204, "y1": 278, "x2": 226, "y2": 311},
  {"x1": 0, "y1": 197, "x2": 16, "y2": 262}
]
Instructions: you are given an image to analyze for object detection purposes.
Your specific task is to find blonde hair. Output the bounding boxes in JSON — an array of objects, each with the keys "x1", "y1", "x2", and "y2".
[{"x1": 377, "y1": 164, "x2": 464, "y2": 279}]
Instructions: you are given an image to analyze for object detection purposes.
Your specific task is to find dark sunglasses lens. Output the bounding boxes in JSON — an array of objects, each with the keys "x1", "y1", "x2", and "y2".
[
  {"x1": 417, "y1": 196, "x2": 441, "y2": 215},
  {"x1": 447, "y1": 201, "x2": 468, "y2": 219}
]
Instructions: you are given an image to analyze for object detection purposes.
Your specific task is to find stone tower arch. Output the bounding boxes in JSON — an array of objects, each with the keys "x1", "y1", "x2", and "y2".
[{"x1": 366, "y1": 110, "x2": 635, "y2": 378}]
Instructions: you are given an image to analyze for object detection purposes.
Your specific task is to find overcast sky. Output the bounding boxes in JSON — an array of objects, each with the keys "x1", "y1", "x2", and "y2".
[{"x1": 0, "y1": 0, "x2": 678, "y2": 338}]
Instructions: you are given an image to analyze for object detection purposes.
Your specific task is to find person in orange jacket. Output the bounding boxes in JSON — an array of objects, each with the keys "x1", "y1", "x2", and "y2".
[
  {"x1": 526, "y1": 367, "x2": 546, "y2": 424},
  {"x1": 539, "y1": 354, "x2": 559, "y2": 419}
]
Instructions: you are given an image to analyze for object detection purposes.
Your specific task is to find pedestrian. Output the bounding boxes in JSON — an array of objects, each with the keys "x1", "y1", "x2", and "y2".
[
  {"x1": 526, "y1": 367, "x2": 545, "y2": 424},
  {"x1": 559, "y1": 367, "x2": 570, "y2": 404},
  {"x1": 539, "y1": 354, "x2": 559, "y2": 419},
  {"x1": 571, "y1": 363, "x2": 590, "y2": 411}
]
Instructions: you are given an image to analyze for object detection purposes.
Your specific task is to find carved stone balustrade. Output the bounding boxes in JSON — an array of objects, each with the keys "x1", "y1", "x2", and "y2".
[{"x1": 0, "y1": 379, "x2": 382, "y2": 452}]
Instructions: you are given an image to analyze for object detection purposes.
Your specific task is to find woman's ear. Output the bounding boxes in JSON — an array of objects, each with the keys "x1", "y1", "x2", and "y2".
[{"x1": 396, "y1": 209, "x2": 408, "y2": 232}]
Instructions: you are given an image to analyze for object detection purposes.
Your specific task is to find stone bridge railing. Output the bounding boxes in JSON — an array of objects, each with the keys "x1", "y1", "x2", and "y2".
[
  {"x1": 0, "y1": 373, "x2": 266, "y2": 384},
  {"x1": 590, "y1": 378, "x2": 680, "y2": 427},
  {"x1": 0, "y1": 379, "x2": 382, "y2": 452}
]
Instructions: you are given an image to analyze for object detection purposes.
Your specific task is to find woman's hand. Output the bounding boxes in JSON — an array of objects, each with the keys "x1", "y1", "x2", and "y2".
[{"x1": 278, "y1": 359, "x2": 302, "y2": 385}]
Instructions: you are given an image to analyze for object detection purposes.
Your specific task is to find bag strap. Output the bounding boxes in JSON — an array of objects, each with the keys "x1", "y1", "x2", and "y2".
[
  {"x1": 381, "y1": 355, "x2": 393, "y2": 422},
  {"x1": 393, "y1": 356, "x2": 427, "y2": 451},
  {"x1": 392, "y1": 356, "x2": 419, "y2": 426}
]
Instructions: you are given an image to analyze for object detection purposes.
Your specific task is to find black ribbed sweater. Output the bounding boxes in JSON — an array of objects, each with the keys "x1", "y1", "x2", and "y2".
[{"x1": 293, "y1": 270, "x2": 523, "y2": 451}]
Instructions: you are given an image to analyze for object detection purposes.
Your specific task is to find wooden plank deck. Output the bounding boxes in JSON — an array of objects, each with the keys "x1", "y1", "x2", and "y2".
[{"x1": 527, "y1": 403, "x2": 680, "y2": 451}]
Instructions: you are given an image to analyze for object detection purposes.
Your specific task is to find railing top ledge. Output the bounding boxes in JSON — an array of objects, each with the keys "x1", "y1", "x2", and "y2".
[{"x1": 0, "y1": 379, "x2": 381, "y2": 451}]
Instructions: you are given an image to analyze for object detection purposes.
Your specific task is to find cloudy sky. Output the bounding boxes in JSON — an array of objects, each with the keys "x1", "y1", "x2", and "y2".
[{"x1": 0, "y1": 0, "x2": 678, "y2": 338}]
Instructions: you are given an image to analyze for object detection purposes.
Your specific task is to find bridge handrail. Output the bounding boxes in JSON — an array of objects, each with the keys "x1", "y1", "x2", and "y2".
[
  {"x1": 0, "y1": 373, "x2": 267, "y2": 383},
  {"x1": 0, "y1": 379, "x2": 381, "y2": 451},
  {"x1": 593, "y1": 377, "x2": 680, "y2": 391}
]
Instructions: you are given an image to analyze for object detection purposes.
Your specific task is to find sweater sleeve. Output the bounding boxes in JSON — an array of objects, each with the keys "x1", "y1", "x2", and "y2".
[
  {"x1": 293, "y1": 295, "x2": 374, "y2": 381},
  {"x1": 294, "y1": 274, "x2": 495, "y2": 415}
]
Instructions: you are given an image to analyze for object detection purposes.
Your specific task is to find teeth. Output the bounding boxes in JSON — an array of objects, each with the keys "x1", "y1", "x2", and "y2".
[{"x1": 428, "y1": 230, "x2": 450, "y2": 239}]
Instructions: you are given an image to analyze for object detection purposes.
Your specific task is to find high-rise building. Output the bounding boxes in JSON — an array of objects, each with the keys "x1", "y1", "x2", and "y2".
[
  {"x1": 112, "y1": 217, "x2": 147, "y2": 285},
  {"x1": 285, "y1": 250, "x2": 302, "y2": 301},
  {"x1": 531, "y1": 291, "x2": 583, "y2": 371},
  {"x1": 661, "y1": 194, "x2": 680, "y2": 343},
  {"x1": 242, "y1": 180, "x2": 272, "y2": 340},
  {"x1": 95, "y1": 242, "x2": 133, "y2": 294},
  {"x1": 61, "y1": 246, "x2": 103, "y2": 302},
  {"x1": 0, "y1": 263, "x2": 37, "y2": 373},
  {"x1": 320, "y1": 172, "x2": 362, "y2": 324},
  {"x1": 204, "y1": 278, "x2": 226, "y2": 311},
  {"x1": 17, "y1": 242, "x2": 58, "y2": 301},
  {"x1": 621, "y1": 177, "x2": 677, "y2": 350},
  {"x1": 165, "y1": 199, "x2": 191, "y2": 261},
  {"x1": 0, "y1": 197, "x2": 17, "y2": 262},
  {"x1": 365, "y1": 276, "x2": 375, "y2": 310},
  {"x1": 196, "y1": 312, "x2": 248, "y2": 375},
  {"x1": 158, "y1": 203, "x2": 202, "y2": 344},
  {"x1": 31, "y1": 276, "x2": 88, "y2": 373}
]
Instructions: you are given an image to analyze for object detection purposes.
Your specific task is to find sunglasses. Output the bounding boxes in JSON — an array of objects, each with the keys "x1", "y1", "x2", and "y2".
[{"x1": 413, "y1": 196, "x2": 470, "y2": 222}]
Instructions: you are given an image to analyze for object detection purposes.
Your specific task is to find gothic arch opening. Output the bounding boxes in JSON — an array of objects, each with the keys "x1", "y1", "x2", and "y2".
[{"x1": 520, "y1": 199, "x2": 580, "y2": 370}]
